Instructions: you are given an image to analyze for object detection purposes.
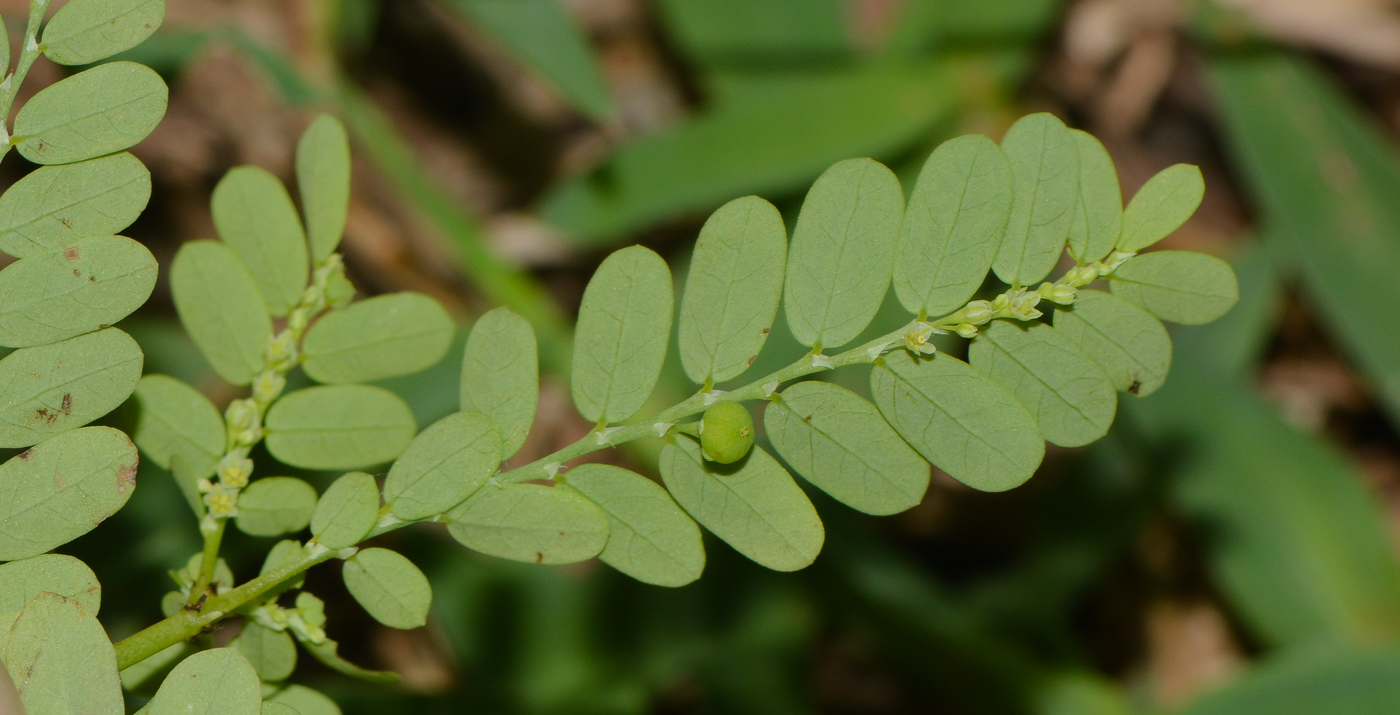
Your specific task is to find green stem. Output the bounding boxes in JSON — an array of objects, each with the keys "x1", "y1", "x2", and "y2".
[{"x1": 187, "y1": 521, "x2": 226, "y2": 606}]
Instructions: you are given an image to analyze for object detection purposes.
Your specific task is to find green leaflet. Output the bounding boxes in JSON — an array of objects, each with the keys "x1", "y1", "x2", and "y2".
[
  {"x1": 447, "y1": 483, "x2": 609, "y2": 565},
  {"x1": 677, "y1": 196, "x2": 787, "y2": 384},
  {"x1": 0, "y1": 14, "x2": 8, "y2": 77},
  {"x1": 765, "y1": 381, "x2": 929, "y2": 515},
  {"x1": 309, "y1": 472, "x2": 378, "y2": 550},
  {"x1": 993, "y1": 113, "x2": 1079, "y2": 286},
  {"x1": 1053, "y1": 289, "x2": 1171, "y2": 397},
  {"x1": 230, "y1": 621, "x2": 296, "y2": 682},
  {"x1": 968, "y1": 321, "x2": 1117, "y2": 448},
  {"x1": 266, "y1": 684, "x2": 345, "y2": 713},
  {"x1": 563, "y1": 464, "x2": 706, "y2": 587},
  {"x1": 296, "y1": 114, "x2": 351, "y2": 263},
  {"x1": 383, "y1": 411, "x2": 501, "y2": 521},
  {"x1": 297, "y1": 639, "x2": 399, "y2": 685},
  {"x1": 1067, "y1": 130, "x2": 1122, "y2": 264},
  {"x1": 571, "y1": 246, "x2": 673, "y2": 424},
  {"x1": 147, "y1": 648, "x2": 261, "y2": 715},
  {"x1": 0, "y1": 152, "x2": 151, "y2": 257},
  {"x1": 131, "y1": 374, "x2": 224, "y2": 500},
  {"x1": 0, "y1": 328, "x2": 143, "y2": 448},
  {"x1": 1110, "y1": 250, "x2": 1239, "y2": 325},
  {"x1": 170, "y1": 239, "x2": 272, "y2": 386},
  {"x1": 342, "y1": 548, "x2": 432, "y2": 629},
  {"x1": 656, "y1": 0, "x2": 848, "y2": 64},
  {"x1": 4, "y1": 593, "x2": 123, "y2": 715},
  {"x1": 460, "y1": 307, "x2": 537, "y2": 458},
  {"x1": 1178, "y1": 647, "x2": 1400, "y2": 715},
  {"x1": 1117, "y1": 164, "x2": 1203, "y2": 253},
  {"x1": 14, "y1": 62, "x2": 168, "y2": 166},
  {"x1": 659, "y1": 438, "x2": 824, "y2": 572},
  {"x1": 119, "y1": 642, "x2": 191, "y2": 694},
  {"x1": 301, "y1": 292, "x2": 455, "y2": 384},
  {"x1": 893, "y1": 134, "x2": 1013, "y2": 317},
  {"x1": 264, "y1": 703, "x2": 299, "y2": 715},
  {"x1": 258, "y1": 540, "x2": 306, "y2": 599},
  {"x1": 784, "y1": 157, "x2": 903, "y2": 349},
  {"x1": 212, "y1": 166, "x2": 309, "y2": 317},
  {"x1": 41, "y1": 0, "x2": 166, "y2": 65},
  {"x1": 265, "y1": 385, "x2": 416, "y2": 470},
  {"x1": 871, "y1": 351, "x2": 1042, "y2": 492},
  {"x1": 0, "y1": 235, "x2": 156, "y2": 347},
  {"x1": 0, "y1": 554, "x2": 101, "y2": 614},
  {"x1": 235, "y1": 477, "x2": 318, "y2": 537}
]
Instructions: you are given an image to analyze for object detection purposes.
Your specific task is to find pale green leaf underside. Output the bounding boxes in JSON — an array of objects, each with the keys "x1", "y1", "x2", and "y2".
[
  {"x1": 302, "y1": 292, "x2": 454, "y2": 384},
  {"x1": 766, "y1": 381, "x2": 929, "y2": 515},
  {"x1": 0, "y1": 554, "x2": 101, "y2": 614},
  {"x1": 994, "y1": 112, "x2": 1079, "y2": 286},
  {"x1": 41, "y1": 0, "x2": 165, "y2": 65},
  {"x1": 969, "y1": 321, "x2": 1117, "y2": 448},
  {"x1": 384, "y1": 411, "x2": 501, "y2": 521},
  {"x1": 309, "y1": 471, "x2": 378, "y2": 550},
  {"x1": 0, "y1": 328, "x2": 143, "y2": 448},
  {"x1": 298, "y1": 639, "x2": 399, "y2": 685},
  {"x1": 1110, "y1": 250, "x2": 1240, "y2": 325},
  {"x1": 571, "y1": 245, "x2": 673, "y2": 423},
  {"x1": 342, "y1": 547, "x2": 432, "y2": 629},
  {"x1": 266, "y1": 684, "x2": 349, "y2": 712},
  {"x1": 0, "y1": 427, "x2": 138, "y2": 561},
  {"x1": 132, "y1": 374, "x2": 224, "y2": 489},
  {"x1": 0, "y1": 235, "x2": 156, "y2": 347},
  {"x1": 678, "y1": 195, "x2": 786, "y2": 384},
  {"x1": 460, "y1": 307, "x2": 537, "y2": 458},
  {"x1": 265, "y1": 385, "x2": 416, "y2": 470},
  {"x1": 170, "y1": 239, "x2": 272, "y2": 386},
  {"x1": 447, "y1": 483, "x2": 609, "y2": 565},
  {"x1": 871, "y1": 351, "x2": 1043, "y2": 492},
  {"x1": 147, "y1": 647, "x2": 261, "y2": 715},
  {"x1": 1067, "y1": 129, "x2": 1123, "y2": 264},
  {"x1": 296, "y1": 114, "x2": 351, "y2": 263},
  {"x1": 229, "y1": 621, "x2": 296, "y2": 683},
  {"x1": 118, "y1": 642, "x2": 190, "y2": 693},
  {"x1": 1053, "y1": 289, "x2": 1172, "y2": 397},
  {"x1": 15, "y1": 62, "x2": 168, "y2": 166},
  {"x1": 564, "y1": 463, "x2": 705, "y2": 587},
  {"x1": 212, "y1": 166, "x2": 309, "y2": 317},
  {"x1": 659, "y1": 438, "x2": 824, "y2": 572},
  {"x1": 893, "y1": 134, "x2": 1012, "y2": 317},
  {"x1": 0, "y1": 152, "x2": 151, "y2": 258},
  {"x1": 5, "y1": 593, "x2": 123, "y2": 715},
  {"x1": 1118, "y1": 164, "x2": 1204, "y2": 253},
  {"x1": 235, "y1": 477, "x2": 318, "y2": 537},
  {"x1": 785, "y1": 157, "x2": 903, "y2": 349}
]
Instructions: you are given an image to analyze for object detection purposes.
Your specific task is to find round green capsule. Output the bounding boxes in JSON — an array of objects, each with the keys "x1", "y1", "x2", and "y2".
[{"x1": 700, "y1": 401, "x2": 754, "y2": 464}]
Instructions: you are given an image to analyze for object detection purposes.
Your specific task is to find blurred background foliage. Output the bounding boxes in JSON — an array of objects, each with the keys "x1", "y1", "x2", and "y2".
[{"x1": 16, "y1": 0, "x2": 1400, "y2": 712}]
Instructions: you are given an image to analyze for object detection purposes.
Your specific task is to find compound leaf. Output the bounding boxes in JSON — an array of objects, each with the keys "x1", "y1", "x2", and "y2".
[
  {"x1": 302, "y1": 292, "x2": 454, "y2": 384},
  {"x1": 0, "y1": 235, "x2": 156, "y2": 347},
  {"x1": 1110, "y1": 250, "x2": 1239, "y2": 325},
  {"x1": 447, "y1": 483, "x2": 608, "y2": 565},
  {"x1": 236, "y1": 477, "x2": 318, "y2": 537},
  {"x1": 0, "y1": 152, "x2": 150, "y2": 258},
  {"x1": 170, "y1": 239, "x2": 272, "y2": 386},
  {"x1": 785, "y1": 157, "x2": 902, "y2": 349},
  {"x1": 459, "y1": 307, "x2": 537, "y2": 458},
  {"x1": 147, "y1": 648, "x2": 261, "y2": 715},
  {"x1": 131, "y1": 374, "x2": 224, "y2": 498},
  {"x1": 659, "y1": 438, "x2": 824, "y2": 571},
  {"x1": 1053, "y1": 289, "x2": 1172, "y2": 397},
  {"x1": 993, "y1": 113, "x2": 1079, "y2": 286},
  {"x1": 765, "y1": 381, "x2": 929, "y2": 515},
  {"x1": 296, "y1": 114, "x2": 351, "y2": 263},
  {"x1": 1067, "y1": 129, "x2": 1123, "y2": 264},
  {"x1": 0, "y1": 328, "x2": 143, "y2": 448},
  {"x1": 342, "y1": 548, "x2": 431, "y2": 629},
  {"x1": 571, "y1": 246, "x2": 672, "y2": 423},
  {"x1": 4, "y1": 592, "x2": 122, "y2": 715},
  {"x1": 230, "y1": 622, "x2": 296, "y2": 682},
  {"x1": 871, "y1": 351, "x2": 1042, "y2": 492},
  {"x1": 212, "y1": 166, "x2": 309, "y2": 317},
  {"x1": 1118, "y1": 164, "x2": 1204, "y2": 253},
  {"x1": 41, "y1": 0, "x2": 166, "y2": 66},
  {"x1": 309, "y1": 472, "x2": 378, "y2": 550},
  {"x1": 14, "y1": 62, "x2": 167, "y2": 166},
  {"x1": 265, "y1": 385, "x2": 416, "y2": 470},
  {"x1": 384, "y1": 411, "x2": 501, "y2": 521},
  {"x1": 893, "y1": 134, "x2": 1013, "y2": 317},
  {"x1": 678, "y1": 195, "x2": 787, "y2": 384},
  {"x1": 0, "y1": 554, "x2": 101, "y2": 615},
  {"x1": 564, "y1": 463, "x2": 705, "y2": 587},
  {"x1": 297, "y1": 640, "x2": 398, "y2": 685}
]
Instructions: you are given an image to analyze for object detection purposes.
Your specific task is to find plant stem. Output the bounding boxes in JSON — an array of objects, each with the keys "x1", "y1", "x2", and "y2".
[{"x1": 187, "y1": 520, "x2": 226, "y2": 606}]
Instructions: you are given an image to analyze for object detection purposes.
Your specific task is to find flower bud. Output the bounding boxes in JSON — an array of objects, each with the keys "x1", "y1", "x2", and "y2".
[{"x1": 700, "y1": 401, "x2": 754, "y2": 464}]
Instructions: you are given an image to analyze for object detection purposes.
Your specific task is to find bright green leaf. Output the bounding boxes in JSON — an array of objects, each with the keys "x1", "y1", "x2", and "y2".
[
  {"x1": 296, "y1": 640, "x2": 398, "y2": 685},
  {"x1": 459, "y1": 307, "x2": 537, "y2": 458},
  {"x1": 656, "y1": 0, "x2": 849, "y2": 65},
  {"x1": 1117, "y1": 164, "x2": 1203, "y2": 253},
  {"x1": 785, "y1": 157, "x2": 903, "y2": 349},
  {"x1": 383, "y1": 412, "x2": 501, "y2": 521},
  {"x1": 678, "y1": 195, "x2": 787, "y2": 384},
  {"x1": 447, "y1": 483, "x2": 609, "y2": 565},
  {"x1": 765, "y1": 381, "x2": 929, "y2": 515},
  {"x1": 265, "y1": 385, "x2": 416, "y2": 470},
  {"x1": 230, "y1": 622, "x2": 296, "y2": 682},
  {"x1": 1067, "y1": 130, "x2": 1122, "y2": 263},
  {"x1": 170, "y1": 239, "x2": 272, "y2": 385},
  {"x1": 147, "y1": 648, "x2": 261, "y2": 715},
  {"x1": 659, "y1": 438, "x2": 823, "y2": 571},
  {"x1": 301, "y1": 292, "x2": 454, "y2": 384},
  {"x1": 0, "y1": 152, "x2": 150, "y2": 258},
  {"x1": 4, "y1": 593, "x2": 123, "y2": 715},
  {"x1": 42, "y1": 0, "x2": 166, "y2": 65},
  {"x1": 1110, "y1": 250, "x2": 1239, "y2": 325},
  {"x1": 0, "y1": 235, "x2": 156, "y2": 347},
  {"x1": 296, "y1": 114, "x2": 351, "y2": 263},
  {"x1": 309, "y1": 472, "x2": 378, "y2": 550},
  {"x1": 14, "y1": 62, "x2": 168, "y2": 166},
  {"x1": 212, "y1": 166, "x2": 309, "y2": 317},
  {"x1": 236, "y1": 477, "x2": 318, "y2": 537},
  {"x1": 871, "y1": 351, "x2": 1043, "y2": 492},
  {"x1": 342, "y1": 548, "x2": 432, "y2": 629},
  {"x1": 1053, "y1": 289, "x2": 1171, "y2": 397},
  {"x1": 0, "y1": 328, "x2": 143, "y2": 448},
  {"x1": 564, "y1": 463, "x2": 705, "y2": 587},
  {"x1": 571, "y1": 246, "x2": 673, "y2": 424},
  {"x1": 0, "y1": 554, "x2": 100, "y2": 614},
  {"x1": 266, "y1": 683, "x2": 348, "y2": 713},
  {"x1": 993, "y1": 113, "x2": 1079, "y2": 286},
  {"x1": 893, "y1": 134, "x2": 1013, "y2": 317},
  {"x1": 132, "y1": 374, "x2": 224, "y2": 500}
]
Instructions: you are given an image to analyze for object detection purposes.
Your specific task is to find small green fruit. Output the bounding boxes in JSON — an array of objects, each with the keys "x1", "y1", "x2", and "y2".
[{"x1": 700, "y1": 401, "x2": 754, "y2": 464}]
